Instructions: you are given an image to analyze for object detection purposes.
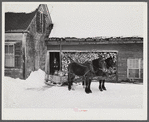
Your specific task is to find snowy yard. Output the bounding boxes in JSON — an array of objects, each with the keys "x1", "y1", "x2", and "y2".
[{"x1": 3, "y1": 69, "x2": 143, "y2": 109}]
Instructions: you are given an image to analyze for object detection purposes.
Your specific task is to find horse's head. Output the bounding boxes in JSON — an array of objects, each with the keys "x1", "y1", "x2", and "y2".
[
  {"x1": 92, "y1": 57, "x2": 107, "y2": 73},
  {"x1": 105, "y1": 56, "x2": 115, "y2": 68},
  {"x1": 104, "y1": 56, "x2": 117, "y2": 74},
  {"x1": 98, "y1": 58, "x2": 107, "y2": 73}
]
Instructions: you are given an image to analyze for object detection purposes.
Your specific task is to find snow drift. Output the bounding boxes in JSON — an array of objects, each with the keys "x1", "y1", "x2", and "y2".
[
  {"x1": 3, "y1": 69, "x2": 143, "y2": 108},
  {"x1": 25, "y1": 69, "x2": 46, "y2": 88}
]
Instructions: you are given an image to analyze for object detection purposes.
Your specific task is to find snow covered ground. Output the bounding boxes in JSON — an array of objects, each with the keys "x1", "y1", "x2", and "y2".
[{"x1": 3, "y1": 69, "x2": 143, "y2": 109}]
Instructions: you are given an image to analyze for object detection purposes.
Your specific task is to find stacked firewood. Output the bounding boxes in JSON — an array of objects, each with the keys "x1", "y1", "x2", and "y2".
[{"x1": 61, "y1": 52, "x2": 117, "y2": 74}]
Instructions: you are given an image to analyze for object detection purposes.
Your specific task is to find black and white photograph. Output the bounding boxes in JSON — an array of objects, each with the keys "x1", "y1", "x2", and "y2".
[{"x1": 2, "y1": 2, "x2": 147, "y2": 120}]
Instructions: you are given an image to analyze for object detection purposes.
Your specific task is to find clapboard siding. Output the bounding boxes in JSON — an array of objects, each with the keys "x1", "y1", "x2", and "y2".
[
  {"x1": 5, "y1": 41, "x2": 23, "y2": 78},
  {"x1": 5, "y1": 4, "x2": 53, "y2": 79},
  {"x1": 47, "y1": 43, "x2": 143, "y2": 82}
]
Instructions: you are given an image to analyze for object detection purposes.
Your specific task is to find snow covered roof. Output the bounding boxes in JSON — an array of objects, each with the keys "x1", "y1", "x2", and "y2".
[{"x1": 45, "y1": 37, "x2": 143, "y2": 45}]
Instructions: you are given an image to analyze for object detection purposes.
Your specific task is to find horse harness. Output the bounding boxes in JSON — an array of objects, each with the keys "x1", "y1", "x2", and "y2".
[
  {"x1": 90, "y1": 59, "x2": 108, "y2": 74},
  {"x1": 68, "y1": 59, "x2": 107, "y2": 85}
]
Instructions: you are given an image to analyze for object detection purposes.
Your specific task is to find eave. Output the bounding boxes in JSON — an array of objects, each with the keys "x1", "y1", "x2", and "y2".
[
  {"x1": 5, "y1": 30, "x2": 30, "y2": 33},
  {"x1": 45, "y1": 39, "x2": 143, "y2": 46}
]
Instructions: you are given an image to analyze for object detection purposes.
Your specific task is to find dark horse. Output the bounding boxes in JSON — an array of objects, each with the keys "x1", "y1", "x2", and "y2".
[
  {"x1": 68, "y1": 57, "x2": 107, "y2": 94},
  {"x1": 93, "y1": 56, "x2": 116, "y2": 91}
]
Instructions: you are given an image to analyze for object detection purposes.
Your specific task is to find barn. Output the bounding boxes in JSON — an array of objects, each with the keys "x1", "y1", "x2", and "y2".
[
  {"x1": 44, "y1": 37, "x2": 143, "y2": 83},
  {"x1": 4, "y1": 4, "x2": 143, "y2": 83}
]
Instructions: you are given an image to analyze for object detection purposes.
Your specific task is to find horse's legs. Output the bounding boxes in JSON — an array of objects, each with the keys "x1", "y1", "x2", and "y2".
[
  {"x1": 88, "y1": 79, "x2": 92, "y2": 93},
  {"x1": 85, "y1": 77, "x2": 90, "y2": 94},
  {"x1": 82, "y1": 77, "x2": 86, "y2": 88},
  {"x1": 68, "y1": 73, "x2": 74, "y2": 90},
  {"x1": 82, "y1": 80, "x2": 84, "y2": 86},
  {"x1": 99, "y1": 80, "x2": 103, "y2": 91},
  {"x1": 85, "y1": 77, "x2": 92, "y2": 94},
  {"x1": 102, "y1": 80, "x2": 106, "y2": 90},
  {"x1": 68, "y1": 73, "x2": 71, "y2": 90},
  {"x1": 85, "y1": 77, "x2": 88, "y2": 93}
]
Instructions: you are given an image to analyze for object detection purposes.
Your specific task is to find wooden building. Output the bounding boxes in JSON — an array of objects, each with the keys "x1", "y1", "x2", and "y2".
[
  {"x1": 5, "y1": 4, "x2": 53, "y2": 79},
  {"x1": 45, "y1": 37, "x2": 143, "y2": 83}
]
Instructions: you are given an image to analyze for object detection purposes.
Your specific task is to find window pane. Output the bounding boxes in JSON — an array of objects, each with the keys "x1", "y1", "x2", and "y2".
[
  {"x1": 41, "y1": 13, "x2": 43, "y2": 33},
  {"x1": 134, "y1": 59, "x2": 139, "y2": 69},
  {"x1": 128, "y1": 59, "x2": 139, "y2": 69},
  {"x1": 141, "y1": 59, "x2": 143, "y2": 69},
  {"x1": 9, "y1": 45, "x2": 13, "y2": 53},
  {"x1": 129, "y1": 59, "x2": 133, "y2": 68},
  {"x1": 5, "y1": 55, "x2": 15, "y2": 67},
  {"x1": 5, "y1": 45, "x2": 8, "y2": 53},
  {"x1": 36, "y1": 12, "x2": 41, "y2": 33},
  {"x1": 15, "y1": 55, "x2": 21, "y2": 68},
  {"x1": 129, "y1": 69, "x2": 139, "y2": 78}
]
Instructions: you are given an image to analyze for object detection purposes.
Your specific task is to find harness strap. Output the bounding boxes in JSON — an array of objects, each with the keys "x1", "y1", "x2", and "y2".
[
  {"x1": 91, "y1": 61, "x2": 106, "y2": 73},
  {"x1": 69, "y1": 68, "x2": 91, "y2": 88},
  {"x1": 82, "y1": 69, "x2": 91, "y2": 88}
]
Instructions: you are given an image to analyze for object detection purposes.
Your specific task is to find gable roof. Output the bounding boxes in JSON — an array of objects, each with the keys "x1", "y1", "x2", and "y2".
[
  {"x1": 5, "y1": 4, "x2": 53, "y2": 32},
  {"x1": 5, "y1": 9, "x2": 37, "y2": 32}
]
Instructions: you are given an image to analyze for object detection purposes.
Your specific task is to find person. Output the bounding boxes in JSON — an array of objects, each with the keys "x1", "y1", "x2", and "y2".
[{"x1": 51, "y1": 57, "x2": 59, "y2": 75}]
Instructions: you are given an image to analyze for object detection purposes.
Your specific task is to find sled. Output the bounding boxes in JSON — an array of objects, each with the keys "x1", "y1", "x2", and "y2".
[{"x1": 45, "y1": 74, "x2": 68, "y2": 86}]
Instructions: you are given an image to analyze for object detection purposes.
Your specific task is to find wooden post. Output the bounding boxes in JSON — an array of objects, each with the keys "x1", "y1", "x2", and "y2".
[
  {"x1": 116, "y1": 52, "x2": 118, "y2": 82},
  {"x1": 45, "y1": 51, "x2": 49, "y2": 82},
  {"x1": 22, "y1": 47, "x2": 25, "y2": 79},
  {"x1": 22, "y1": 33, "x2": 26, "y2": 79},
  {"x1": 60, "y1": 39, "x2": 62, "y2": 83},
  {"x1": 60, "y1": 40, "x2": 62, "y2": 71}
]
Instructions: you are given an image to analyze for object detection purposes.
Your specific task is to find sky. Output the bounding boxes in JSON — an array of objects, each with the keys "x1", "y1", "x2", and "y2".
[{"x1": 4, "y1": 2, "x2": 146, "y2": 38}]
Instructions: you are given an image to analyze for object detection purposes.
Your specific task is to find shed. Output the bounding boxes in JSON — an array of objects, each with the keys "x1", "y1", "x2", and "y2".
[{"x1": 45, "y1": 37, "x2": 143, "y2": 83}]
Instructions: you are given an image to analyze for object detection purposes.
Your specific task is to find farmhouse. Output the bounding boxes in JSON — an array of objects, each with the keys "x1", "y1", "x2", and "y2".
[
  {"x1": 5, "y1": 4, "x2": 53, "y2": 79},
  {"x1": 4, "y1": 4, "x2": 143, "y2": 83},
  {"x1": 45, "y1": 37, "x2": 143, "y2": 83}
]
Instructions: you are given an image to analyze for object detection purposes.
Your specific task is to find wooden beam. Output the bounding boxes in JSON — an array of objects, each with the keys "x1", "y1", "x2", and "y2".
[{"x1": 45, "y1": 40, "x2": 143, "y2": 46}]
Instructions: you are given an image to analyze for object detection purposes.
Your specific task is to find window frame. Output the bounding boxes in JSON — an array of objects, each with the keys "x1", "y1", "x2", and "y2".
[
  {"x1": 38, "y1": 6, "x2": 45, "y2": 34},
  {"x1": 5, "y1": 43, "x2": 15, "y2": 67},
  {"x1": 127, "y1": 58, "x2": 142, "y2": 79}
]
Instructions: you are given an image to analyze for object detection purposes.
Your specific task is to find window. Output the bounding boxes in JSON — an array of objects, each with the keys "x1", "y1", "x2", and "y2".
[
  {"x1": 5, "y1": 44, "x2": 15, "y2": 67},
  {"x1": 49, "y1": 52, "x2": 60, "y2": 75},
  {"x1": 127, "y1": 58, "x2": 143, "y2": 79},
  {"x1": 5, "y1": 43, "x2": 22, "y2": 68},
  {"x1": 36, "y1": 11, "x2": 46, "y2": 33}
]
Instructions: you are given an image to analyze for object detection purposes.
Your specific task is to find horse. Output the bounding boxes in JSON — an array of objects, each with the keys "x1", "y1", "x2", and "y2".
[
  {"x1": 80, "y1": 56, "x2": 116, "y2": 92},
  {"x1": 68, "y1": 57, "x2": 107, "y2": 94},
  {"x1": 92, "y1": 56, "x2": 116, "y2": 91}
]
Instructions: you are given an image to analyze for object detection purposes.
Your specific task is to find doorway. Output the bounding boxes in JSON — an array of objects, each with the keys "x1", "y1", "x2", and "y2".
[{"x1": 49, "y1": 52, "x2": 60, "y2": 75}]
